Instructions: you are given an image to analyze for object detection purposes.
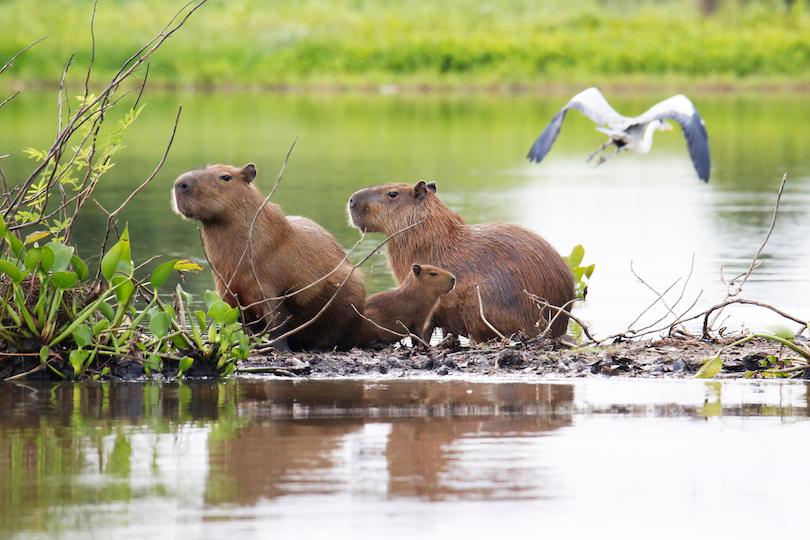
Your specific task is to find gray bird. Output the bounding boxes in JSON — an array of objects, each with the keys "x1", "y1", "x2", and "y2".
[{"x1": 527, "y1": 87, "x2": 710, "y2": 182}]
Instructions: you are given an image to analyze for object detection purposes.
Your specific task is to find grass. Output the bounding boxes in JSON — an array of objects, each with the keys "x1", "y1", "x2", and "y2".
[{"x1": 2, "y1": 0, "x2": 810, "y2": 91}]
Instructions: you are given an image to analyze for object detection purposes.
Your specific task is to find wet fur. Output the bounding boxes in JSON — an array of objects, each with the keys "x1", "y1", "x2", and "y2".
[
  {"x1": 355, "y1": 263, "x2": 456, "y2": 348},
  {"x1": 348, "y1": 181, "x2": 574, "y2": 341},
  {"x1": 172, "y1": 163, "x2": 365, "y2": 351}
]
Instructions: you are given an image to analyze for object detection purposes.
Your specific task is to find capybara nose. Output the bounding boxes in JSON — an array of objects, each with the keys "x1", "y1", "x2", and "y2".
[
  {"x1": 349, "y1": 196, "x2": 355, "y2": 208},
  {"x1": 450, "y1": 277, "x2": 456, "y2": 288}
]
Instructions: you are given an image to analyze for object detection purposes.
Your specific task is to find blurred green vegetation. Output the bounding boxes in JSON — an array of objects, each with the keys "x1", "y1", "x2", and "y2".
[{"x1": 2, "y1": 0, "x2": 810, "y2": 90}]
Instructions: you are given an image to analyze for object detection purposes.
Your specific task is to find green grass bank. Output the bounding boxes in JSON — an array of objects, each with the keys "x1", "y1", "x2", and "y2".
[{"x1": 3, "y1": 0, "x2": 810, "y2": 91}]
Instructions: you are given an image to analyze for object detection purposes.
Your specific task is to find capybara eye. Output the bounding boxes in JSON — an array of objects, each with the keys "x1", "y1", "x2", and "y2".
[
  {"x1": 429, "y1": 272, "x2": 438, "y2": 276},
  {"x1": 386, "y1": 191, "x2": 399, "y2": 199},
  {"x1": 219, "y1": 174, "x2": 232, "y2": 182}
]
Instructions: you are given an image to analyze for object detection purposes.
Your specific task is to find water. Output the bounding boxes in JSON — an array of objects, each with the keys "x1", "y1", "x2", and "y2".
[
  {"x1": 0, "y1": 378, "x2": 808, "y2": 539},
  {"x1": 2, "y1": 91, "x2": 810, "y2": 538},
  {"x1": 1, "y1": 90, "x2": 808, "y2": 337}
]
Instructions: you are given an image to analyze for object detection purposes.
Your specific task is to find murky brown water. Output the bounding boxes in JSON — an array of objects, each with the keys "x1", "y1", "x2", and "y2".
[{"x1": 1, "y1": 378, "x2": 807, "y2": 539}]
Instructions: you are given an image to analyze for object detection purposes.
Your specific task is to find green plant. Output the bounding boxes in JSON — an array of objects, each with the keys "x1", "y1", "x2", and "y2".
[
  {"x1": 696, "y1": 325, "x2": 810, "y2": 379},
  {"x1": 172, "y1": 287, "x2": 254, "y2": 378},
  {"x1": 563, "y1": 245, "x2": 595, "y2": 300}
]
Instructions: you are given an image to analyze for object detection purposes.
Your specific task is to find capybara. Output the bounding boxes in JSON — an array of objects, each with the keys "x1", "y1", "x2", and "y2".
[
  {"x1": 172, "y1": 163, "x2": 365, "y2": 351},
  {"x1": 355, "y1": 263, "x2": 456, "y2": 348},
  {"x1": 348, "y1": 181, "x2": 575, "y2": 341}
]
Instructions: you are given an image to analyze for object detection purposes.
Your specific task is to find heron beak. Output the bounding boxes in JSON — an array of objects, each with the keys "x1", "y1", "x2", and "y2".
[{"x1": 660, "y1": 121, "x2": 674, "y2": 131}]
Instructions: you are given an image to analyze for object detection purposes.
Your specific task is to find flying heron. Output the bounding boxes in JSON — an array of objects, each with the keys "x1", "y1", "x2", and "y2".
[{"x1": 527, "y1": 87, "x2": 711, "y2": 182}]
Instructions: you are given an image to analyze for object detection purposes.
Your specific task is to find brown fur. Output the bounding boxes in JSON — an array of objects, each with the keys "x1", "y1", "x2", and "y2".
[
  {"x1": 172, "y1": 163, "x2": 365, "y2": 351},
  {"x1": 348, "y1": 181, "x2": 575, "y2": 341},
  {"x1": 355, "y1": 263, "x2": 456, "y2": 348}
]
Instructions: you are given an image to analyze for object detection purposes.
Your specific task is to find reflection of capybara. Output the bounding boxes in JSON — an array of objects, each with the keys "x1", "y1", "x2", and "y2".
[
  {"x1": 172, "y1": 163, "x2": 365, "y2": 351},
  {"x1": 348, "y1": 181, "x2": 575, "y2": 341},
  {"x1": 355, "y1": 263, "x2": 456, "y2": 348}
]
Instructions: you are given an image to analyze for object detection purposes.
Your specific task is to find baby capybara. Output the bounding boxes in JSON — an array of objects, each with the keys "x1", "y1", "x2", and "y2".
[
  {"x1": 355, "y1": 263, "x2": 456, "y2": 348},
  {"x1": 172, "y1": 163, "x2": 365, "y2": 351},
  {"x1": 348, "y1": 181, "x2": 574, "y2": 341}
]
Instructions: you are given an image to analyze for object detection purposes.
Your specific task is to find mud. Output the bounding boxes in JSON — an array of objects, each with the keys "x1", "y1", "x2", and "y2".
[{"x1": 240, "y1": 333, "x2": 810, "y2": 380}]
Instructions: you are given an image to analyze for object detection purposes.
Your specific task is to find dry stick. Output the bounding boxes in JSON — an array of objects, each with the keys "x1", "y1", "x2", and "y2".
[
  {"x1": 5, "y1": 1, "x2": 207, "y2": 218},
  {"x1": 624, "y1": 256, "x2": 699, "y2": 337},
  {"x1": 107, "y1": 105, "x2": 182, "y2": 220},
  {"x1": 707, "y1": 173, "x2": 787, "y2": 332},
  {"x1": 630, "y1": 254, "x2": 696, "y2": 328},
  {"x1": 0, "y1": 36, "x2": 48, "y2": 78},
  {"x1": 474, "y1": 284, "x2": 506, "y2": 341},
  {"x1": 237, "y1": 137, "x2": 297, "y2": 302},
  {"x1": 700, "y1": 299, "x2": 809, "y2": 338},
  {"x1": 525, "y1": 291, "x2": 597, "y2": 343},
  {"x1": 349, "y1": 304, "x2": 430, "y2": 349},
  {"x1": 539, "y1": 297, "x2": 577, "y2": 339}
]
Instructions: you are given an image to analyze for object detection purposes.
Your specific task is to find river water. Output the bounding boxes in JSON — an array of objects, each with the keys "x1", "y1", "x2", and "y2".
[
  {"x1": 0, "y1": 378, "x2": 808, "y2": 539},
  {"x1": 1, "y1": 90, "x2": 808, "y2": 337},
  {"x1": 1, "y1": 90, "x2": 810, "y2": 538}
]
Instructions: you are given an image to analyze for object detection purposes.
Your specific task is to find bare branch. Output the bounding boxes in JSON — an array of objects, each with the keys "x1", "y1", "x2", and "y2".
[{"x1": 475, "y1": 283, "x2": 506, "y2": 340}]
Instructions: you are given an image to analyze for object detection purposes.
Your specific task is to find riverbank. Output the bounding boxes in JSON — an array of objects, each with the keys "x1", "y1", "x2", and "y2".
[
  {"x1": 3, "y1": 0, "x2": 810, "y2": 93},
  {"x1": 238, "y1": 334, "x2": 807, "y2": 380}
]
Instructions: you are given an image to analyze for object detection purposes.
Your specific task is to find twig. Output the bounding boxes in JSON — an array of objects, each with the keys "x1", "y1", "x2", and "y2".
[
  {"x1": 707, "y1": 173, "x2": 787, "y2": 331},
  {"x1": 475, "y1": 284, "x2": 506, "y2": 340},
  {"x1": 525, "y1": 291, "x2": 597, "y2": 343}
]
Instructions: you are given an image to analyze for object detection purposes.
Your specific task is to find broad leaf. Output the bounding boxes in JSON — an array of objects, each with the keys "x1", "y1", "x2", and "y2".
[
  {"x1": 0, "y1": 260, "x2": 23, "y2": 283},
  {"x1": 47, "y1": 242, "x2": 75, "y2": 273},
  {"x1": 149, "y1": 311, "x2": 173, "y2": 338},
  {"x1": 24, "y1": 245, "x2": 55, "y2": 273},
  {"x1": 72, "y1": 324, "x2": 94, "y2": 348},
  {"x1": 204, "y1": 290, "x2": 221, "y2": 310},
  {"x1": 25, "y1": 230, "x2": 52, "y2": 246},
  {"x1": 70, "y1": 255, "x2": 89, "y2": 281},
  {"x1": 208, "y1": 300, "x2": 231, "y2": 325},
  {"x1": 150, "y1": 259, "x2": 178, "y2": 291},
  {"x1": 51, "y1": 271, "x2": 78, "y2": 290},
  {"x1": 696, "y1": 355, "x2": 723, "y2": 378}
]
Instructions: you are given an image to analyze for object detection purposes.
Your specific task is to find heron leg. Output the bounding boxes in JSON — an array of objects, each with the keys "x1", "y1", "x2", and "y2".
[
  {"x1": 585, "y1": 140, "x2": 613, "y2": 163},
  {"x1": 594, "y1": 147, "x2": 622, "y2": 167}
]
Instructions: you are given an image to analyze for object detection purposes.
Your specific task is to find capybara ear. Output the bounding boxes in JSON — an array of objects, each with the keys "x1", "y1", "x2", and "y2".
[
  {"x1": 426, "y1": 181, "x2": 437, "y2": 193},
  {"x1": 412, "y1": 181, "x2": 428, "y2": 199},
  {"x1": 412, "y1": 263, "x2": 422, "y2": 276},
  {"x1": 241, "y1": 163, "x2": 257, "y2": 183}
]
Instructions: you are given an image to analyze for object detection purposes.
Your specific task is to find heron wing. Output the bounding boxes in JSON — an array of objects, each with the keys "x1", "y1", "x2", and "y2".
[
  {"x1": 527, "y1": 87, "x2": 625, "y2": 163},
  {"x1": 626, "y1": 95, "x2": 711, "y2": 182}
]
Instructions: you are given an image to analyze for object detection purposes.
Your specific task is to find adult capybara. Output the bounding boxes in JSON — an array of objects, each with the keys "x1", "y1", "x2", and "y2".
[
  {"x1": 172, "y1": 163, "x2": 365, "y2": 351},
  {"x1": 356, "y1": 263, "x2": 456, "y2": 348},
  {"x1": 348, "y1": 181, "x2": 574, "y2": 341}
]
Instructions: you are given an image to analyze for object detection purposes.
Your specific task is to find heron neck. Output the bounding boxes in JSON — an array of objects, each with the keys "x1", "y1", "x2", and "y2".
[{"x1": 638, "y1": 123, "x2": 659, "y2": 154}]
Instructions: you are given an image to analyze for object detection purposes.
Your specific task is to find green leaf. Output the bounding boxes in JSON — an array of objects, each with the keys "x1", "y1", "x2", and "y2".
[
  {"x1": 195, "y1": 310, "x2": 207, "y2": 329},
  {"x1": 178, "y1": 356, "x2": 194, "y2": 374},
  {"x1": 566, "y1": 245, "x2": 585, "y2": 269},
  {"x1": 69, "y1": 349, "x2": 91, "y2": 376},
  {"x1": 70, "y1": 255, "x2": 89, "y2": 281},
  {"x1": 0, "y1": 220, "x2": 7, "y2": 237},
  {"x1": 149, "y1": 311, "x2": 173, "y2": 338},
  {"x1": 150, "y1": 260, "x2": 178, "y2": 291},
  {"x1": 0, "y1": 260, "x2": 23, "y2": 283},
  {"x1": 98, "y1": 301, "x2": 115, "y2": 321},
  {"x1": 101, "y1": 230, "x2": 132, "y2": 281},
  {"x1": 72, "y1": 324, "x2": 94, "y2": 348},
  {"x1": 111, "y1": 276, "x2": 135, "y2": 305},
  {"x1": 51, "y1": 271, "x2": 78, "y2": 290},
  {"x1": 24, "y1": 246, "x2": 55, "y2": 273},
  {"x1": 93, "y1": 319, "x2": 111, "y2": 335},
  {"x1": 584, "y1": 264, "x2": 595, "y2": 279},
  {"x1": 696, "y1": 355, "x2": 723, "y2": 378},
  {"x1": 766, "y1": 324, "x2": 795, "y2": 341},
  {"x1": 47, "y1": 242, "x2": 75, "y2": 272},
  {"x1": 223, "y1": 306, "x2": 240, "y2": 326},
  {"x1": 7, "y1": 234, "x2": 24, "y2": 258},
  {"x1": 208, "y1": 300, "x2": 231, "y2": 325},
  {"x1": 204, "y1": 290, "x2": 222, "y2": 310}
]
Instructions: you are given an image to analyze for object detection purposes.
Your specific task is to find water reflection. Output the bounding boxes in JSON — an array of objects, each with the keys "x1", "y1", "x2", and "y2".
[{"x1": 1, "y1": 379, "x2": 808, "y2": 538}]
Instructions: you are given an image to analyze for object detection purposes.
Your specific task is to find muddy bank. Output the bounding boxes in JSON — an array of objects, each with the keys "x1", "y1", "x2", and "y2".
[{"x1": 240, "y1": 334, "x2": 808, "y2": 380}]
